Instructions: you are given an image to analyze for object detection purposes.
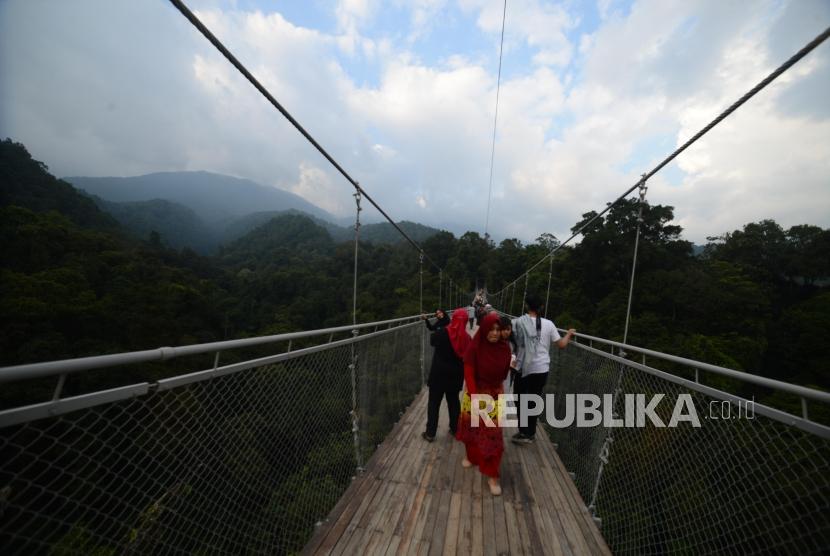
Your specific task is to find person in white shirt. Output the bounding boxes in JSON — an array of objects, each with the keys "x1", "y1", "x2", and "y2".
[{"x1": 511, "y1": 294, "x2": 575, "y2": 444}]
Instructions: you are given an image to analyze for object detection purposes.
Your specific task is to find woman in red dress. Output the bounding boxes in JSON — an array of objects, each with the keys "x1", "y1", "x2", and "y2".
[{"x1": 456, "y1": 312, "x2": 512, "y2": 495}]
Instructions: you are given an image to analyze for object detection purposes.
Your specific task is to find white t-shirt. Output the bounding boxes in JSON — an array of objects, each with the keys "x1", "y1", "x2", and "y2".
[{"x1": 513, "y1": 316, "x2": 561, "y2": 376}]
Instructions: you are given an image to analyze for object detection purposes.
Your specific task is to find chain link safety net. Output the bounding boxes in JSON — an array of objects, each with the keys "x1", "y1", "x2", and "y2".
[
  {"x1": 548, "y1": 343, "x2": 830, "y2": 555},
  {"x1": 0, "y1": 323, "x2": 429, "y2": 555}
]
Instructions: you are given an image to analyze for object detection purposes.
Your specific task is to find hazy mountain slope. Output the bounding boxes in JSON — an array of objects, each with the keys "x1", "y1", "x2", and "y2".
[
  {"x1": 65, "y1": 171, "x2": 338, "y2": 224},
  {"x1": 89, "y1": 195, "x2": 218, "y2": 253}
]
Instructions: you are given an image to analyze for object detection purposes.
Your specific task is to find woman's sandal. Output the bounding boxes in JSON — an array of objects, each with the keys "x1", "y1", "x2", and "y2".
[
  {"x1": 488, "y1": 479, "x2": 502, "y2": 496},
  {"x1": 461, "y1": 458, "x2": 473, "y2": 468}
]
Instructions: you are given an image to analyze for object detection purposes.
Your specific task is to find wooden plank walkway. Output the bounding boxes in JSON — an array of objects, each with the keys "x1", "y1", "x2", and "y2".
[{"x1": 304, "y1": 388, "x2": 611, "y2": 556}]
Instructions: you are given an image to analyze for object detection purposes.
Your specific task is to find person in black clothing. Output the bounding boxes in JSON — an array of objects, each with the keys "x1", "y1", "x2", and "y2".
[
  {"x1": 422, "y1": 309, "x2": 450, "y2": 331},
  {"x1": 422, "y1": 309, "x2": 471, "y2": 441}
]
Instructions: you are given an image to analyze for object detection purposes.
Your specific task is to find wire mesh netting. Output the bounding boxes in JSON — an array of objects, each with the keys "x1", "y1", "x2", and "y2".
[
  {"x1": 548, "y1": 343, "x2": 830, "y2": 555},
  {"x1": 0, "y1": 323, "x2": 428, "y2": 555}
]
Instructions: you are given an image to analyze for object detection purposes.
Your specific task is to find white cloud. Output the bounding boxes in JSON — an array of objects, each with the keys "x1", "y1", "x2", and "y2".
[{"x1": 1, "y1": 0, "x2": 827, "y2": 247}]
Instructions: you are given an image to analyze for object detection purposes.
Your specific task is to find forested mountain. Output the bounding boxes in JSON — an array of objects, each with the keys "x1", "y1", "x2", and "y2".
[
  {"x1": 2, "y1": 137, "x2": 828, "y2": 400},
  {"x1": 65, "y1": 170, "x2": 339, "y2": 224},
  {"x1": 67, "y1": 172, "x2": 444, "y2": 254},
  {"x1": 88, "y1": 195, "x2": 219, "y2": 253}
]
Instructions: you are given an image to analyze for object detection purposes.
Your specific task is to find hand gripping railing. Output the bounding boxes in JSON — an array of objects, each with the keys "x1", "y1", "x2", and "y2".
[
  {"x1": 0, "y1": 316, "x2": 435, "y2": 555},
  {"x1": 547, "y1": 329, "x2": 830, "y2": 555}
]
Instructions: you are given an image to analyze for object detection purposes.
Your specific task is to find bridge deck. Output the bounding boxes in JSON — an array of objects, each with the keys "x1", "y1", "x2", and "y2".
[{"x1": 304, "y1": 389, "x2": 611, "y2": 555}]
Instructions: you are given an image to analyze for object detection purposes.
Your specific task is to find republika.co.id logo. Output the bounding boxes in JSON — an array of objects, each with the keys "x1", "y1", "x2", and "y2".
[{"x1": 468, "y1": 393, "x2": 755, "y2": 428}]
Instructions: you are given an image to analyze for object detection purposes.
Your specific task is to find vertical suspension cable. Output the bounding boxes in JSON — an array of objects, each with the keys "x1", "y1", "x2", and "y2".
[
  {"x1": 510, "y1": 282, "x2": 516, "y2": 315},
  {"x1": 544, "y1": 255, "x2": 553, "y2": 319},
  {"x1": 522, "y1": 272, "x2": 529, "y2": 307},
  {"x1": 483, "y1": 0, "x2": 508, "y2": 241},
  {"x1": 419, "y1": 252, "x2": 425, "y2": 387},
  {"x1": 623, "y1": 177, "x2": 648, "y2": 345},
  {"x1": 350, "y1": 190, "x2": 363, "y2": 473},
  {"x1": 588, "y1": 176, "x2": 648, "y2": 518},
  {"x1": 438, "y1": 270, "x2": 443, "y2": 308}
]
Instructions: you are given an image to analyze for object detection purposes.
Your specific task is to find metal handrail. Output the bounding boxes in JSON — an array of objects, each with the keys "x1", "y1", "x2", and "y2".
[
  {"x1": 0, "y1": 314, "x2": 423, "y2": 383},
  {"x1": 566, "y1": 329, "x2": 830, "y2": 405},
  {"x1": 496, "y1": 308, "x2": 829, "y2": 405}
]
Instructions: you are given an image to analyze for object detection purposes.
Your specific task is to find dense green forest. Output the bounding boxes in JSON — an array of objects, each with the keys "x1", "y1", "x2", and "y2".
[
  {"x1": 2, "y1": 137, "x2": 828, "y2": 392},
  {"x1": 2, "y1": 137, "x2": 829, "y2": 554}
]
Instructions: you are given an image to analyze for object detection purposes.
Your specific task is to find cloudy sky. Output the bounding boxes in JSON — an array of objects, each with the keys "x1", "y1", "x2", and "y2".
[{"x1": 1, "y1": 0, "x2": 828, "y2": 244}]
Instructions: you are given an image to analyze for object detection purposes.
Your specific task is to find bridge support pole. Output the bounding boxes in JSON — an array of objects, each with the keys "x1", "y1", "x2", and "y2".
[
  {"x1": 350, "y1": 189, "x2": 364, "y2": 474},
  {"x1": 419, "y1": 252, "x2": 425, "y2": 387},
  {"x1": 544, "y1": 255, "x2": 553, "y2": 319},
  {"x1": 587, "y1": 175, "x2": 648, "y2": 520}
]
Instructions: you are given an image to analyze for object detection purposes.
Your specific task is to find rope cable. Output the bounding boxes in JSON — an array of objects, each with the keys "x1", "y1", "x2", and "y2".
[
  {"x1": 491, "y1": 25, "x2": 830, "y2": 298},
  {"x1": 483, "y1": 0, "x2": 507, "y2": 241},
  {"x1": 168, "y1": 0, "x2": 460, "y2": 281}
]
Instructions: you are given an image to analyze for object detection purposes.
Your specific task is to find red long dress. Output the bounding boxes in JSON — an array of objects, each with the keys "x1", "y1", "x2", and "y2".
[{"x1": 455, "y1": 312, "x2": 511, "y2": 478}]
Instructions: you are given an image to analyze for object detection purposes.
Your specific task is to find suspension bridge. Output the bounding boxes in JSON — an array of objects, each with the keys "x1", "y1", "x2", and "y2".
[{"x1": 1, "y1": 1, "x2": 829, "y2": 554}]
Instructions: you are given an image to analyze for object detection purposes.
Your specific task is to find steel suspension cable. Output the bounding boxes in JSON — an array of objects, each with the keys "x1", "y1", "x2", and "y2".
[
  {"x1": 169, "y1": 0, "x2": 455, "y2": 280},
  {"x1": 491, "y1": 25, "x2": 830, "y2": 299},
  {"x1": 483, "y1": 0, "x2": 507, "y2": 241}
]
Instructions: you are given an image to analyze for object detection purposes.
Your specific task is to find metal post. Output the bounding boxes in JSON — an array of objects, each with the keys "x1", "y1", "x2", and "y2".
[
  {"x1": 52, "y1": 373, "x2": 67, "y2": 401},
  {"x1": 350, "y1": 189, "x2": 363, "y2": 473}
]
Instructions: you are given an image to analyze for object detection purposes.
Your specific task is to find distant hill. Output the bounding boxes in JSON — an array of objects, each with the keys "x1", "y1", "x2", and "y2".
[
  {"x1": 88, "y1": 195, "x2": 218, "y2": 253},
  {"x1": 60, "y1": 169, "x2": 444, "y2": 252},
  {"x1": 65, "y1": 171, "x2": 339, "y2": 225},
  {"x1": 219, "y1": 213, "x2": 335, "y2": 270},
  {"x1": 359, "y1": 221, "x2": 442, "y2": 244},
  {"x1": 223, "y1": 209, "x2": 351, "y2": 244},
  {"x1": 224, "y1": 212, "x2": 443, "y2": 246}
]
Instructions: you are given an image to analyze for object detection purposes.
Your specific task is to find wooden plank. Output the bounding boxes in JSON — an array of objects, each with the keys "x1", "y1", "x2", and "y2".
[
  {"x1": 509, "y1": 455, "x2": 547, "y2": 556},
  {"x1": 456, "y1": 453, "x2": 475, "y2": 555},
  {"x1": 528, "y1": 436, "x2": 591, "y2": 556},
  {"x1": 386, "y1": 536, "x2": 402, "y2": 556},
  {"x1": 492, "y1": 469, "x2": 510, "y2": 556},
  {"x1": 482, "y1": 476, "x2": 497, "y2": 556},
  {"x1": 394, "y1": 442, "x2": 440, "y2": 551},
  {"x1": 307, "y1": 393, "x2": 422, "y2": 555},
  {"x1": 369, "y1": 481, "x2": 410, "y2": 555},
  {"x1": 442, "y1": 492, "x2": 462, "y2": 556},
  {"x1": 514, "y1": 441, "x2": 565, "y2": 556},
  {"x1": 327, "y1": 478, "x2": 385, "y2": 556},
  {"x1": 525, "y1": 444, "x2": 577, "y2": 556},
  {"x1": 339, "y1": 479, "x2": 396, "y2": 555},
  {"x1": 500, "y1": 464, "x2": 523, "y2": 555},
  {"x1": 426, "y1": 434, "x2": 458, "y2": 556},
  {"x1": 501, "y1": 451, "x2": 533, "y2": 556},
  {"x1": 536, "y1": 428, "x2": 611, "y2": 555},
  {"x1": 330, "y1": 400, "x2": 427, "y2": 555},
  {"x1": 470, "y1": 471, "x2": 484, "y2": 556},
  {"x1": 404, "y1": 488, "x2": 434, "y2": 556}
]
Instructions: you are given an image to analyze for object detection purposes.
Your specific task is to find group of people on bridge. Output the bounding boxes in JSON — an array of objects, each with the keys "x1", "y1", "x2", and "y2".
[{"x1": 420, "y1": 294, "x2": 575, "y2": 496}]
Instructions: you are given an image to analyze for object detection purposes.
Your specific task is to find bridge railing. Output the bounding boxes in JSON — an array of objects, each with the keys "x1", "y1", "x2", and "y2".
[
  {"x1": 548, "y1": 331, "x2": 830, "y2": 555},
  {"x1": 0, "y1": 316, "x2": 432, "y2": 555}
]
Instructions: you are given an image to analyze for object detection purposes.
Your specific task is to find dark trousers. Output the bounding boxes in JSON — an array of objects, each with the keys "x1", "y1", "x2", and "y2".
[
  {"x1": 426, "y1": 384, "x2": 461, "y2": 437},
  {"x1": 515, "y1": 371, "x2": 549, "y2": 438}
]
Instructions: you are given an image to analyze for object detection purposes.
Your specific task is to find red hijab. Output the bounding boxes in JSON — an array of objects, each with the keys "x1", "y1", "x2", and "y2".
[
  {"x1": 464, "y1": 312, "x2": 511, "y2": 386},
  {"x1": 446, "y1": 308, "x2": 472, "y2": 358}
]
